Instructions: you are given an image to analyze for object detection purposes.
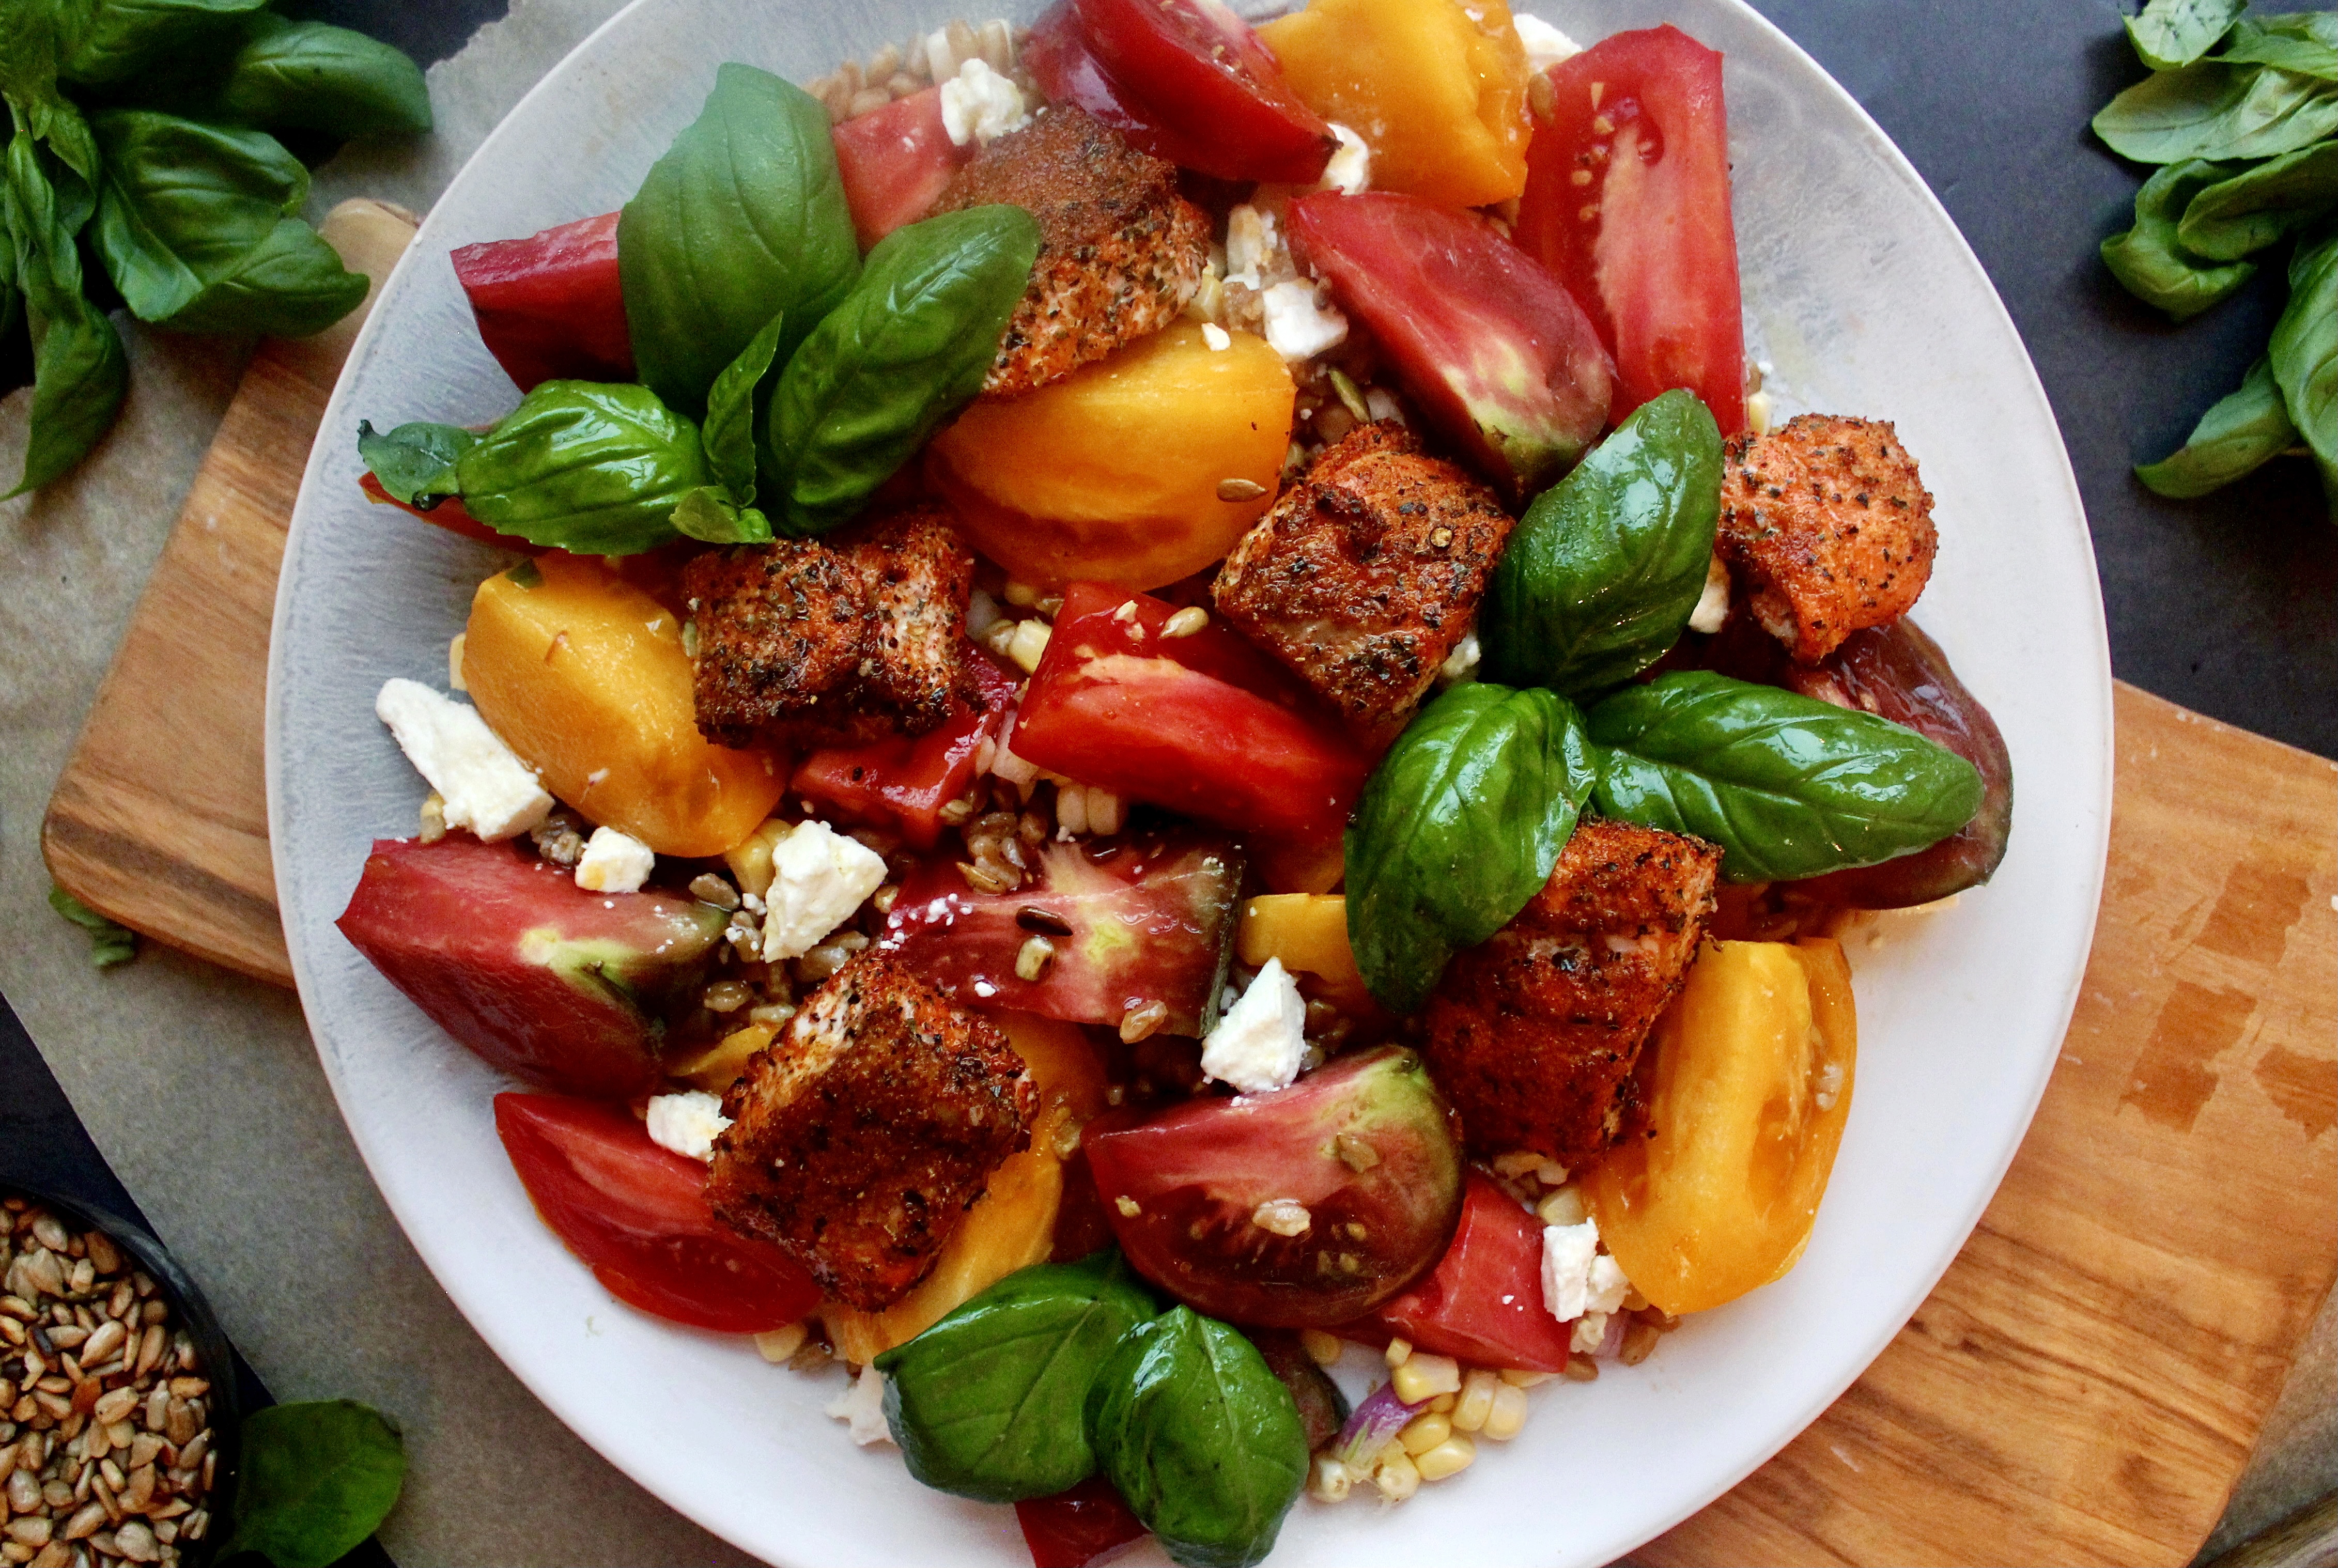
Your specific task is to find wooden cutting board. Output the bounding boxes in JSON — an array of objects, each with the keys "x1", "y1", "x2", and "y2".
[{"x1": 37, "y1": 203, "x2": 2338, "y2": 1566}]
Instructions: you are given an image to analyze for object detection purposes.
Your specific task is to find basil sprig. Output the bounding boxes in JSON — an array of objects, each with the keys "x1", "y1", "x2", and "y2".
[
  {"x1": 453, "y1": 380, "x2": 712, "y2": 554},
  {"x1": 876, "y1": 1251, "x2": 1157, "y2": 1502},
  {"x1": 1479, "y1": 387, "x2": 1722, "y2": 697},
  {"x1": 617, "y1": 63, "x2": 859, "y2": 418},
  {"x1": 1588, "y1": 671, "x2": 1986, "y2": 883},
  {"x1": 4, "y1": 130, "x2": 128, "y2": 499},
  {"x1": 220, "y1": 1399, "x2": 407, "y2": 1568},
  {"x1": 765, "y1": 204, "x2": 1041, "y2": 536},
  {"x1": 1344, "y1": 683, "x2": 1598, "y2": 1015}
]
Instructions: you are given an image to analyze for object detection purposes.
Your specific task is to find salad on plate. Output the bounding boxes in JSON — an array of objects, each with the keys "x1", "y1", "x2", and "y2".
[{"x1": 333, "y1": 0, "x2": 2015, "y2": 1561}]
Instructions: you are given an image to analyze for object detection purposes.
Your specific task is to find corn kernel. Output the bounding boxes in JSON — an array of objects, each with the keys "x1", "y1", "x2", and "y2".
[
  {"x1": 1537, "y1": 1185, "x2": 1588, "y2": 1226},
  {"x1": 1451, "y1": 1368, "x2": 1498, "y2": 1432},
  {"x1": 1481, "y1": 1383, "x2": 1529, "y2": 1440},
  {"x1": 1428, "y1": 1392, "x2": 1456, "y2": 1414},
  {"x1": 1307, "y1": 1454, "x2": 1352, "y2": 1503},
  {"x1": 1384, "y1": 1337, "x2": 1413, "y2": 1368},
  {"x1": 1006, "y1": 618, "x2": 1053, "y2": 673},
  {"x1": 1413, "y1": 1433, "x2": 1477, "y2": 1481},
  {"x1": 1368, "y1": 1444, "x2": 1419, "y2": 1502},
  {"x1": 1397, "y1": 1412, "x2": 1451, "y2": 1455},
  {"x1": 1491, "y1": 1150, "x2": 1544, "y2": 1178},
  {"x1": 1299, "y1": 1329, "x2": 1344, "y2": 1367},
  {"x1": 1536, "y1": 1159, "x2": 1569, "y2": 1187},
  {"x1": 1391, "y1": 1351, "x2": 1461, "y2": 1403},
  {"x1": 754, "y1": 1323, "x2": 807, "y2": 1363},
  {"x1": 1498, "y1": 1367, "x2": 1552, "y2": 1388},
  {"x1": 1003, "y1": 579, "x2": 1041, "y2": 607}
]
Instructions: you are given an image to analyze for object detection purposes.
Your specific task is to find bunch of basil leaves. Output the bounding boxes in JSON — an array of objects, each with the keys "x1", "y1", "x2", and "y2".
[
  {"x1": 354, "y1": 64, "x2": 1038, "y2": 554},
  {"x1": 878, "y1": 1251, "x2": 1309, "y2": 1568},
  {"x1": 2094, "y1": 0, "x2": 2338, "y2": 506},
  {"x1": 1343, "y1": 391, "x2": 1986, "y2": 1013},
  {"x1": 0, "y1": 0, "x2": 430, "y2": 498}
]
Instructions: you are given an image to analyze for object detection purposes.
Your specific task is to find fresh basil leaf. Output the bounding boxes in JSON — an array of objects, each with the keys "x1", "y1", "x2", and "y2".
[
  {"x1": 357, "y1": 418, "x2": 473, "y2": 508},
  {"x1": 161, "y1": 215, "x2": 368, "y2": 336},
  {"x1": 220, "y1": 1399, "x2": 406, "y2": 1568},
  {"x1": 215, "y1": 17, "x2": 432, "y2": 138},
  {"x1": 767, "y1": 204, "x2": 1039, "y2": 536},
  {"x1": 454, "y1": 379, "x2": 710, "y2": 555},
  {"x1": 2217, "y1": 12, "x2": 2338, "y2": 79},
  {"x1": 5, "y1": 129, "x2": 82, "y2": 309},
  {"x1": 1587, "y1": 670, "x2": 1985, "y2": 883},
  {"x1": 60, "y1": 0, "x2": 271, "y2": 86},
  {"x1": 2176, "y1": 141, "x2": 2338, "y2": 259},
  {"x1": 617, "y1": 63, "x2": 859, "y2": 417},
  {"x1": 2101, "y1": 158, "x2": 2259, "y2": 316},
  {"x1": 2269, "y1": 226, "x2": 2338, "y2": 491},
  {"x1": 2136, "y1": 355, "x2": 2303, "y2": 496},
  {"x1": 89, "y1": 109, "x2": 311, "y2": 322},
  {"x1": 876, "y1": 1251, "x2": 1158, "y2": 1502},
  {"x1": 4, "y1": 130, "x2": 127, "y2": 496},
  {"x1": 17, "y1": 91, "x2": 100, "y2": 194},
  {"x1": 49, "y1": 884, "x2": 136, "y2": 968},
  {"x1": 670, "y1": 486, "x2": 774, "y2": 545},
  {"x1": 703, "y1": 306, "x2": 784, "y2": 504},
  {"x1": 1344, "y1": 682, "x2": 1597, "y2": 1014},
  {"x1": 2095, "y1": 61, "x2": 2338, "y2": 163},
  {"x1": 1086, "y1": 1307, "x2": 1307, "y2": 1568},
  {"x1": 1480, "y1": 387, "x2": 1722, "y2": 697},
  {"x1": 2127, "y1": 0, "x2": 2246, "y2": 71}
]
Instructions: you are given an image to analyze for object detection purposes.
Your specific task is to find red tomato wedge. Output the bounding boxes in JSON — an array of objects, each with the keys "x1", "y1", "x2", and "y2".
[
  {"x1": 357, "y1": 470, "x2": 528, "y2": 547},
  {"x1": 1015, "y1": 1476, "x2": 1148, "y2": 1568},
  {"x1": 1023, "y1": 3, "x2": 1227, "y2": 175},
  {"x1": 1367, "y1": 1172, "x2": 1577, "y2": 1373},
  {"x1": 1514, "y1": 25, "x2": 1747, "y2": 433},
  {"x1": 794, "y1": 651, "x2": 1018, "y2": 847},
  {"x1": 831, "y1": 86, "x2": 973, "y2": 249},
  {"x1": 1290, "y1": 191, "x2": 1614, "y2": 501},
  {"x1": 1010, "y1": 583, "x2": 1371, "y2": 893},
  {"x1": 1072, "y1": 0, "x2": 1335, "y2": 183},
  {"x1": 449, "y1": 211, "x2": 634, "y2": 393},
  {"x1": 493, "y1": 1093, "x2": 820, "y2": 1333}
]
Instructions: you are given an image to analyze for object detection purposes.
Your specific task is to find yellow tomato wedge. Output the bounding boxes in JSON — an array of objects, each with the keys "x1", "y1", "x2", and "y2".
[
  {"x1": 1237, "y1": 894, "x2": 1373, "y2": 1015},
  {"x1": 1583, "y1": 939, "x2": 1857, "y2": 1315},
  {"x1": 824, "y1": 1015, "x2": 1109, "y2": 1363}
]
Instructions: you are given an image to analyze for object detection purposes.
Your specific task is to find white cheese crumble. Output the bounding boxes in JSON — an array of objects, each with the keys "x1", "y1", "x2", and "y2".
[
  {"x1": 374, "y1": 678, "x2": 552, "y2": 841},
  {"x1": 1315, "y1": 123, "x2": 1371, "y2": 194},
  {"x1": 1437, "y1": 631, "x2": 1482, "y2": 687},
  {"x1": 1570, "y1": 1311, "x2": 1611, "y2": 1354},
  {"x1": 1541, "y1": 1217, "x2": 1633, "y2": 1322},
  {"x1": 1688, "y1": 554, "x2": 1731, "y2": 634},
  {"x1": 1260, "y1": 280, "x2": 1348, "y2": 363},
  {"x1": 1225, "y1": 203, "x2": 1283, "y2": 287},
  {"x1": 644, "y1": 1090, "x2": 731, "y2": 1162},
  {"x1": 825, "y1": 1363, "x2": 894, "y2": 1447},
  {"x1": 1201, "y1": 322, "x2": 1233, "y2": 352},
  {"x1": 1513, "y1": 13, "x2": 1583, "y2": 72},
  {"x1": 940, "y1": 58, "x2": 1029, "y2": 148},
  {"x1": 1200, "y1": 957, "x2": 1308, "y2": 1093},
  {"x1": 761, "y1": 820, "x2": 889, "y2": 961},
  {"x1": 1364, "y1": 386, "x2": 1405, "y2": 424},
  {"x1": 575, "y1": 826, "x2": 656, "y2": 893}
]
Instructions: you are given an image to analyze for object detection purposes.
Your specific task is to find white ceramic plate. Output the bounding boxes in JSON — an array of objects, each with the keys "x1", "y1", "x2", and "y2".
[{"x1": 268, "y1": 2, "x2": 2113, "y2": 1562}]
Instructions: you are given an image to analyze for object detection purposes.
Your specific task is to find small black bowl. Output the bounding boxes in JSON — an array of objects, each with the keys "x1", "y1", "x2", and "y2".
[{"x1": 1, "y1": 1184, "x2": 239, "y2": 1567}]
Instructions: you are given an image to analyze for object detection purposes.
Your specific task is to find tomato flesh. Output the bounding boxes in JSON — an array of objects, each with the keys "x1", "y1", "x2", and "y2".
[
  {"x1": 1011, "y1": 583, "x2": 1371, "y2": 894},
  {"x1": 1368, "y1": 1172, "x2": 1577, "y2": 1373},
  {"x1": 449, "y1": 211, "x2": 634, "y2": 393},
  {"x1": 1072, "y1": 0, "x2": 1335, "y2": 182},
  {"x1": 493, "y1": 1093, "x2": 820, "y2": 1333},
  {"x1": 793, "y1": 651, "x2": 1018, "y2": 848},
  {"x1": 830, "y1": 86, "x2": 972, "y2": 249},
  {"x1": 1024, "y1": 2, "x2": 1234, "y2": 174},
  {"x1": 357, "y1": 470, "x2": 528, "y2": 548},
  {"x1": 1514, "y1": 25, "x2": 1746, "y2": 433},
  {"x1": 1015, "y1": 1476, "x2": 1148, "y2": 1568},
  {"x1": 1085, "y1": 1046, "x2": 1463, "y2": 1327},
  {"x1": 1290, "y1": 191, "x2": 1613, "y2": 501}
]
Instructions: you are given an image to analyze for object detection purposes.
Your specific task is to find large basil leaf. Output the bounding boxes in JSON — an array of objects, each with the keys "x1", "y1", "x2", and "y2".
[
  {"x1": 617, "y1": 63, "x2": 858, "y2": 417},
  {"x1": 766, "y1": 204, "x2": 1039, "y2": 536},
  {"x1": 2269, "y1": 227, "x2": 2338, "y2": 494},
  {"x1": 164, "y1": 215, "x2": 368, "y2": 335},
  {"x1": 2176, "y1": 141, "x2": 2338, "y2": 260},
  {"x1": 2136, "y1": 356, "x2": 2303, "y2": 497},
  {"x1": 357, "y1": 419, "x2": 474, "y2": 508},
  {"x1": 2218, "y1": 12, "x2": 2338, "y2": 79},
  {"x1": 1479, "y1": 387, "x2": 1722, "y2": 696},
  {"x1": 1587, "y1": 671, "x2": 1985, "y2": 883},
  {"x1": 670, "y1": 486, "x2": 774, "y2": 545},
  {"x1": 2100, "y1": 159, "x2": 2258, "y2": 317},
  {"x1": 216, "y1": 17, "x2": 432, "y2": 138},
  {"x1": 875, "y1": 1251, "x2": 1158, "y2": 1502},
  {"x1": 2095, "y1": 62, "x2": 2338, "y2": 164},
  {"x1": 1344, "y1": 682, "x2": 1597, "y2": 1015},
  {"x1": 4, "y1": 130, "x2": 127, "y2": 497},
  {"x1": 60, "y1": 0, "x2": 271, "y2": 86},
  {"x1": 218, "y1": 1400, "x2": 406, "y2": 1568},
  {"x1": 1086, "y1": 1307, "x2": 1307, "y2": 1568},
  {"x1": 2127, "y1": 0, "x2": 2245, "y2": 71},
  {"x1": 89, "y1": 109, "x2": 312, "y2": 322},
  {"x1": 454, "y1": 380, "x2": 711, "y2": 555},
  {"x1": 702, "y1": 305, "x2": 785, "y2": 505}
]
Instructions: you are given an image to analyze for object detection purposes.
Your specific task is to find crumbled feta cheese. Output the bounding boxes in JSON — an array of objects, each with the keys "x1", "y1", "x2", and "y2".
[
  {"x1": 573, "y1": 826, "x2": 656, "y2": 893},
  {"x1": 374, "y1": 678, "x2": 552, "y2": 841},
  {"x1": 1260, "y1": 280, "x2": 1348, "y2": 363},
  {"x1": 1364, "y1": 386, "x2": 1405, "y2": 424},
  {"x1": 1316, "y1": 123, "x2": 1371, "y2": 194},
  {"x1": 1688, "y1": 554, "x2": 1731, "y2": 634},
  {"x1": 1545, "y1": 1216, "x2": 1636, "y2": 1325},
  {"x1": 1570, "y1": 1311, "x2": 1611, "y2": 1353},
  {"x1": 761, "y1": 820, "x2": 888, "y2": 961},
  {"x1": 1200, "y1": 957, "x2": 1307, "y2": 1093},
  {"x1": 644, "y1": 1091, "x2": 731, "y2": 1161},
  {"x1": 1438, "y1": 631, "x2": 1481, "y2": 686},
  {"x1": 1587, "y1": 1252, "x2": 1631, "y2": 1314},
  {"x1": 940, "y1": 58, "x2": 1029, "y2": 148},
  {"x1": 1225, "y1": 204, "x2": 1282, "y2": 287},
  {"x1": 1201, "y1": 322, "x2": 1233, "y2": 352},
  {"x1": 1513, "y1": 13, "x2": 1583, "y2": 72},
  {"x1": 825, "y1": 1364, "x2": 894, "y2": 1447}
]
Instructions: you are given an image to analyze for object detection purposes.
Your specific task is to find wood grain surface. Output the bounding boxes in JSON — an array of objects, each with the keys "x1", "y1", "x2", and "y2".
[{"x1": 36, "y1": 202, "x2": 2338, "y2": 1564}]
